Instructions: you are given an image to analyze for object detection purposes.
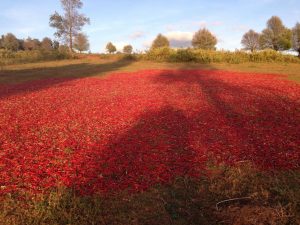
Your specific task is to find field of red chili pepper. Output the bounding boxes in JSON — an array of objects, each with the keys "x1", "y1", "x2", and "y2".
[{"x1": 0, "y1": 69, "x2": 299, "y2": 196}]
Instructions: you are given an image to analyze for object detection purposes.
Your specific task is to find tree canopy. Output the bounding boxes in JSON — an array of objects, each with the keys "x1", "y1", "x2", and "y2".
[
  {"x1": 2, "y1": 33, "x2": 19, "y2": 51},
  {"x1": 123, "y1": 45, "x2": 133, "y2": 54},
  {"x1": 260, "y1": 16, "x2": 291, "y2": 51},
  {"x1": 192, "y1": 28, "x2": 217, "y2": 50},
  {"x1": 151, "y1": 34, "x2": 170, "y2": 49},
  {"x1": 74, "y1": 33, "x2": 90, "y2": 53},
  {"x1": 49, "y1": 0, "x2": 90, "y2": 52},
  {"x1": 241, "y1": 29, "x2": 260, "y2": 52},
  {"x1": 106, "y1": 42, "x2": 117, "y2": 54},
  {"x1": 292, "y1": 23, "x2": 300, "y2": 56}
]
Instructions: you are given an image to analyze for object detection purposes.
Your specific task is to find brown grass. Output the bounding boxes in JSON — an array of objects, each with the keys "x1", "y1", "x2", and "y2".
[
  {"x1": 1, "y1": 163, "x2": 299, "y2": 225},
  {"x1": 1, "y1": 55, "x2": 300, "y2": 84}
]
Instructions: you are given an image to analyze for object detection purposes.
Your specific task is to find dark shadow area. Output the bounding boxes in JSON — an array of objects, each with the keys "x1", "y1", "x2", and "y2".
[
  {"x1": 152, "y1": 69, "x2": 300, "y2": 169},
  {"x1": 69, "y1": 106, "x2": 206, "y2": 194},
  {"x1": 0, "y1": 58, "x2": 133, "y2": 99}
]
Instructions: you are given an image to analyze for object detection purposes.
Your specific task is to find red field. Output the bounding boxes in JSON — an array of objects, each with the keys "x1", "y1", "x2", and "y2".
[{"x1": 0, "y1": 70, "x2": 299, "y2": 195}]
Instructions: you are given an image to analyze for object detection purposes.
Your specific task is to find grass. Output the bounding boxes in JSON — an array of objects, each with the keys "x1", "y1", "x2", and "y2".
[
  {"x1": 1, "y1": 163, "x2": 299, "y2": 225},
  {"x1": 1, "y1": 55, "x2": 300, "y2": 84},
  {"x1": 0, "y1": 56, "x2": 299, "y2": 224}
]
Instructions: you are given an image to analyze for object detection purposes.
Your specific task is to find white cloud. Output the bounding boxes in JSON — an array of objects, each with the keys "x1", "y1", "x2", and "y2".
[
  {"x1": 165, "y1": 31, "x2": 194, "y2": 48},
  {"x1": 129, "y1": 31, "x2": 145, "y2": 39},
  {"x1": 232, "y1": 25, "x2": 249, "y2": 32}
]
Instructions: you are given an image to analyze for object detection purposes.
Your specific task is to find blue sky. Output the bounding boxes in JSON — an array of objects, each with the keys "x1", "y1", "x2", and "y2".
[{"x1": 0, "y1": 0, "x2": 299, "y2": 52}]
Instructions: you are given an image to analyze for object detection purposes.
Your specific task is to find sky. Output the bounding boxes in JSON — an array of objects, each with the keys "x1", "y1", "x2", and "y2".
[{"x1": 0, "y1": 0, "x2": 299, "y2": 53}]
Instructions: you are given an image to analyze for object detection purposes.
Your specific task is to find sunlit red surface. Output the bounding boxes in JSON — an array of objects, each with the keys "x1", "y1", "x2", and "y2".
[{"x1": 0, "y1": 70, "x2": 299, "y2": 195}]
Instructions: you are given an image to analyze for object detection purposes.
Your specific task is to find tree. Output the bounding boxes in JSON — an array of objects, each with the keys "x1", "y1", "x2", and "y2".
[
  {"x1": 0, "y1": 35, "x2": 4, "y2": 49},
  {"x1": 74, "y1": 33, "x2": 89, "y2": 53},
  {"x1": 260, "y1": 16, "x2": 291, "y2": 51},
  {"x1": 2, "y1": 33, "x2": 19, "y2": 51},
  {"x1": 151, "y1": 34, "x2": 169, "y2": 49},
  {"x1": 241, "y1": 29, "x2": 260, "y2": 52},
  {"x1": 123, "y1": 45, "x2": 133, "y2": 54},
  {"x1": 292, "y1": 23, "x2": 300, "y2": 57},
  {"x1": 192, "y1": 28, "x2": 217, "y2": 50},
  {"x1": 49, "y1": 0, "x2": 90, "y2": 52},
  {"x1": 53, "y1": 41, "x2": 60, "y2": 50},
  {"x1": 23, "y1": 38, "x2": 41, "y2": 51},
  {"x1": 106, "y1": 42, "x2": 116, "y2": 54},
  {"x1": 41, "y1": 37, "x2": 53, "y2": 51}
]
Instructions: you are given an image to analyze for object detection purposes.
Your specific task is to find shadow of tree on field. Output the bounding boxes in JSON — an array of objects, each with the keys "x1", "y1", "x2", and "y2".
[
  {"x1": 0, "y1": 58, "x2": 133, "y2": 99},
  {"x1": 70, "y1": 106, "x2": 206, "y2": 194},
  {"x1": 152, "y1": 70, "x2": 300, "y2": 169}
]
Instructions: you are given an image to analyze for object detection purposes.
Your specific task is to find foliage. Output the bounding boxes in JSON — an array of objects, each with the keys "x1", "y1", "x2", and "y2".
[
  {"x1": 151, "y1": 34, "x2": 170, "y2": 49},
  {"x1": 74, "y1": 33, "x2": 90, "y2": 53},
  {"x1": 1, "y1": 33, "x2": 19, "y2": 51},
  {"x1": 144, "y1": 48, "x2": 300, "y2": 63},
  {"x1": 192, "y1": 28, "x2": 217, "y2": 50},
  {"x1": 49, "y1": 0, "x2": 90, "y2": 51},
  {"x1": 106, "y1": 42, "x2": 117, "y2": 54},
  {"x1": 260, "y1": 16, "x2": 292, "y2": 51},
  {"x1": 23, "y1": 37, "x2": 41, "y2": 51},
  {"x1": 241, "y1": 29, "x2": 260, "y2": 52},
  {"x1": 123, "y1": 45, "x2": 133, "y2": 54},
  {"x1": 0, "y1": 49, "x2": 72, "y2": 65},
  {"x1": 292, "y1": 22, "x2": 300, "y2": 56},
  {"x1": 41, "y1": 37, "x2": 54, "y2": 51}
]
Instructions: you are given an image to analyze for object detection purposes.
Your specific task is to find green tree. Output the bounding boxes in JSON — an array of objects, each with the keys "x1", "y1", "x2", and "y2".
[
  {"x1": 292, "y1": 22, "x2": 300, "y2": 57},
  {"x1": 74, "y1": 33, "x2": 89, "y2": 53},
  {"x1": 151, "y1": 34, "x2": 170, "y2": 49},
  {"x1": 192, "y1": 28, "x2": 217, "y2": 50},
  {"x1": 49, "y1": 0, "x2": 90, "y2": 52},
  {"x1": 106, "y1": 42, "x2": 117, "y2": 54},
  {"x1": 260, "y1": 16, "x2": 291, "y2": 51},
  {"x1": 41, "y1": 37, "x2": 53, "y2": 51},
  {"x1": 241, "y1": 29, "x2": 260, "y2": 52},
  {"x1": 123, "y1": 45, "x2": 133, "y2": 54},
  {"x1": 2, "y1": 33, "x2": 19, "y2": 51}
]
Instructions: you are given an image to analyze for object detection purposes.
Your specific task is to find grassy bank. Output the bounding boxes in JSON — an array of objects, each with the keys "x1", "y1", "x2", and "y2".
[{"x1": 1, "y1": 163, "x2": 299, "y2": 225}]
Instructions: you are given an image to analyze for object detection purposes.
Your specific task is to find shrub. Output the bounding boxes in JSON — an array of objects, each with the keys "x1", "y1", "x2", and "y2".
[
  {"x1": 143, "y1": 48, "x2": 300, "y2": 64},
  {"x1": 0, "y1": 49, "x2": 72, "y2": 65}
]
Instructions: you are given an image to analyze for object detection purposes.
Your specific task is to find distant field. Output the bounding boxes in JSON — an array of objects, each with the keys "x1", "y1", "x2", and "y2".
[
  {"x1": 0, "y1": 57, "x2": 299, "y2": 224},
  {"x1": 1, "y1": 56, "x2": 300, "y2": 84}
]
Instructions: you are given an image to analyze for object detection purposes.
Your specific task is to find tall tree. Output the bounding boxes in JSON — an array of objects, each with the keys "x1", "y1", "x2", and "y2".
[
  {"x1": 41, "y1": 37, "x2": 53, "y2": 51},
  {"x1": 74, "y1": 33, "x2": 89, "y2": 53},
  {"x1": 292, "y1": 23, "x2": 300, "y2": 57},
  {"x1": 192, "y1": 28, "x2": 217, "y2": 50},
  {"x1": 106, "y1": 42, "x2": 117, "y2": 54},
  {"x1": 123, "y1": 45, "x2": 133, "y2": 54},
  {"x1": 49, "y1": 0, "x2": 90, "y2": 52},
  {"x1": 260, "y1": 16, "x2": 291, "y2": 51},
  {"x1": 151, "y1": 34, "x2": 170, "y2": 49},
  {"x1": 241, "y1": 29, "x2": 260, "y2": 52},
  {"x1": 2, "y1": 33, "x2": 19, "y2": 51}
]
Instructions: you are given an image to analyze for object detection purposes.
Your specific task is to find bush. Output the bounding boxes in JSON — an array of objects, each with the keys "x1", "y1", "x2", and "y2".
[
  {"x1": 144, "y1": 47, "x2": 174, "y2": 62},
  {"x1": 0, "y1": 49, "x2": 73, "y2": 65},
  {"x1": 143, "y1": 48, "x2": 300, "y2": 64}
]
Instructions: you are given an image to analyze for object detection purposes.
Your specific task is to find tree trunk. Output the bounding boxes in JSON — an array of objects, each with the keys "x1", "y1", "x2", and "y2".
[{"x1": 69, "y1": 31, "x2": 73, "y2": 53}]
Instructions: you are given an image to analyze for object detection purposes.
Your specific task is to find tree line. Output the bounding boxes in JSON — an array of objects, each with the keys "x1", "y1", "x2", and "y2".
[
  {"x1": 242, "y1": 16, "x2": 300, "y2": 55},
  {"x1": 105, "y1": 16, "x2": 300, "y2": 57},
  {"x1": 2, "y1": 0, "x2": 300, "y2": 57}
]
